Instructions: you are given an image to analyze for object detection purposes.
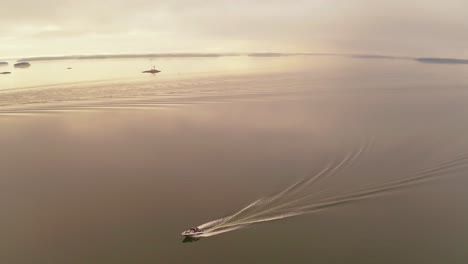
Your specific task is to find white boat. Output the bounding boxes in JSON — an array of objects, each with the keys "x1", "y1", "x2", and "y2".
[{"x1": 181, "y1": 228, "x2": 204, "y2": 237}]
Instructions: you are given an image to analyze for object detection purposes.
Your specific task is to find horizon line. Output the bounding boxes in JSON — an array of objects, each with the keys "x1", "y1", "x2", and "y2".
[{"x1": 2, "y1": 53, "x2": 468, "y2": 65}]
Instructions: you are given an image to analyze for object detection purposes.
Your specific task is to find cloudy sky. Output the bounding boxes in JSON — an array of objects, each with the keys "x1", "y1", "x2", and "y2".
[{"x1": 2, "y1": 0, "x2": 468, "y2": 58}]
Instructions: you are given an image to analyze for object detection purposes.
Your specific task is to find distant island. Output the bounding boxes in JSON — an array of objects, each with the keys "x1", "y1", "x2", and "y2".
[
  {"x1": 142, "y1": 66, "x2": 161, "y2": 74},
  {"x1": 14, "y1": 62, "x2": 31, "y2": 68},
  {"x1": 0, "y1": 72, "x2": 11, "y2": 74},
  {"x1": 0, "y1": 62, "x2": 8, "y2": 65},
  {"x1": 415, "y1": 58, "x2": 468, "y2": 64}
]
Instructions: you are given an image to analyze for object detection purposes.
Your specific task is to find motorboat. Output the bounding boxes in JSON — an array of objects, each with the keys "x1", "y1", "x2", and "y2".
[{"x1": 181, "y1": 227, "x2": 204, "y2": 237}]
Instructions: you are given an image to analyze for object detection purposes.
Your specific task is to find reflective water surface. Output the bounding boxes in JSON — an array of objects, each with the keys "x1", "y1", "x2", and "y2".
[
  {"x1": 1, "y1": 56, "x2": 468, "y2": 263},
  {"x1": 0, "y1": 55, "x2": 308, "y2": 91}
]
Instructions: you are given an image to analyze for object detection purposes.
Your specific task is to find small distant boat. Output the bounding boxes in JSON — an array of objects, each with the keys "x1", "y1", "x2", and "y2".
[
  {"x1": 142, "y1": 66, "x2": 161, "y2": 74},
  {"x1": 181, "y1": 227, "x2": 204, "y2": 237}
]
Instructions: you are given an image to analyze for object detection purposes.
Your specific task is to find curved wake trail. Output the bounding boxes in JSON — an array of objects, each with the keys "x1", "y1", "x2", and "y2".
[{"x1": 196, "y1": 147, "x2": 468, "y2": 238}]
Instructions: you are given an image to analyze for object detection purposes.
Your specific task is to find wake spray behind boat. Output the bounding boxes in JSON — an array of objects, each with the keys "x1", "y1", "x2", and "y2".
[{"x1": 180, "y1": 142, "x2": 468, "y2": 238}]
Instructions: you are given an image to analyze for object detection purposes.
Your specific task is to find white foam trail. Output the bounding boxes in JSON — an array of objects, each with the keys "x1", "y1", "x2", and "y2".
[{"x1": 195, "y1": 146, "x2": 468, "y2": 237}]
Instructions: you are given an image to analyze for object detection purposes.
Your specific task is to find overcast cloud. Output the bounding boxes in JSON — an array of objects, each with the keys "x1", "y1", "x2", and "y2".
[{"x1": 1, "y1": 0, "x2": 468, "y2": 58}]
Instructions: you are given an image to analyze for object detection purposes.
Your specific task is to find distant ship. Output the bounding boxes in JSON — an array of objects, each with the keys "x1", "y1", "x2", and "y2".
[{"x1": 142, "y1": 66, "x2": 161, "y2": 74}]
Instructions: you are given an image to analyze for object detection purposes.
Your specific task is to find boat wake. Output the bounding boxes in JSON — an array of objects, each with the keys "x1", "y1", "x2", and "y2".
[{"x1": 195, "y1": 143, "x2": 468, "y2": 237}]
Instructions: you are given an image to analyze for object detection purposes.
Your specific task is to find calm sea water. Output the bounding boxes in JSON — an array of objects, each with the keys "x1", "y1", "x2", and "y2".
[
  {"x1": 1, "y1": 56, "x2": 468, "y2": 263},
  {"x1": 0, "y1": 56, "x2": 307, "y2": 91}
]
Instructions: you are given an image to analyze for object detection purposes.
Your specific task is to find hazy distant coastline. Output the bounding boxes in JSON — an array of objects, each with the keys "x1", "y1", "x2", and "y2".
[
  {"x1": 415, "y1": 58, "x2": 468, "y2": 64},
  {"x1": 16, "y1": 52, "x2": 367, "y2": 61},
  {"x1": 17, "y1": 53, "x2": 242, "y2": 62},
  {"x1": 17, "y1": 52, "x2": 315, "y2": 61},
  {"x1": 11, "y1": 53, "x2": 468, "y2": 65}
]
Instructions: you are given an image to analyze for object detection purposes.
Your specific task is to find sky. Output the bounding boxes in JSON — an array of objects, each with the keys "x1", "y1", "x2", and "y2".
[{"x1": 1, "y1": 0, "x2": 468, "y2": 58}]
